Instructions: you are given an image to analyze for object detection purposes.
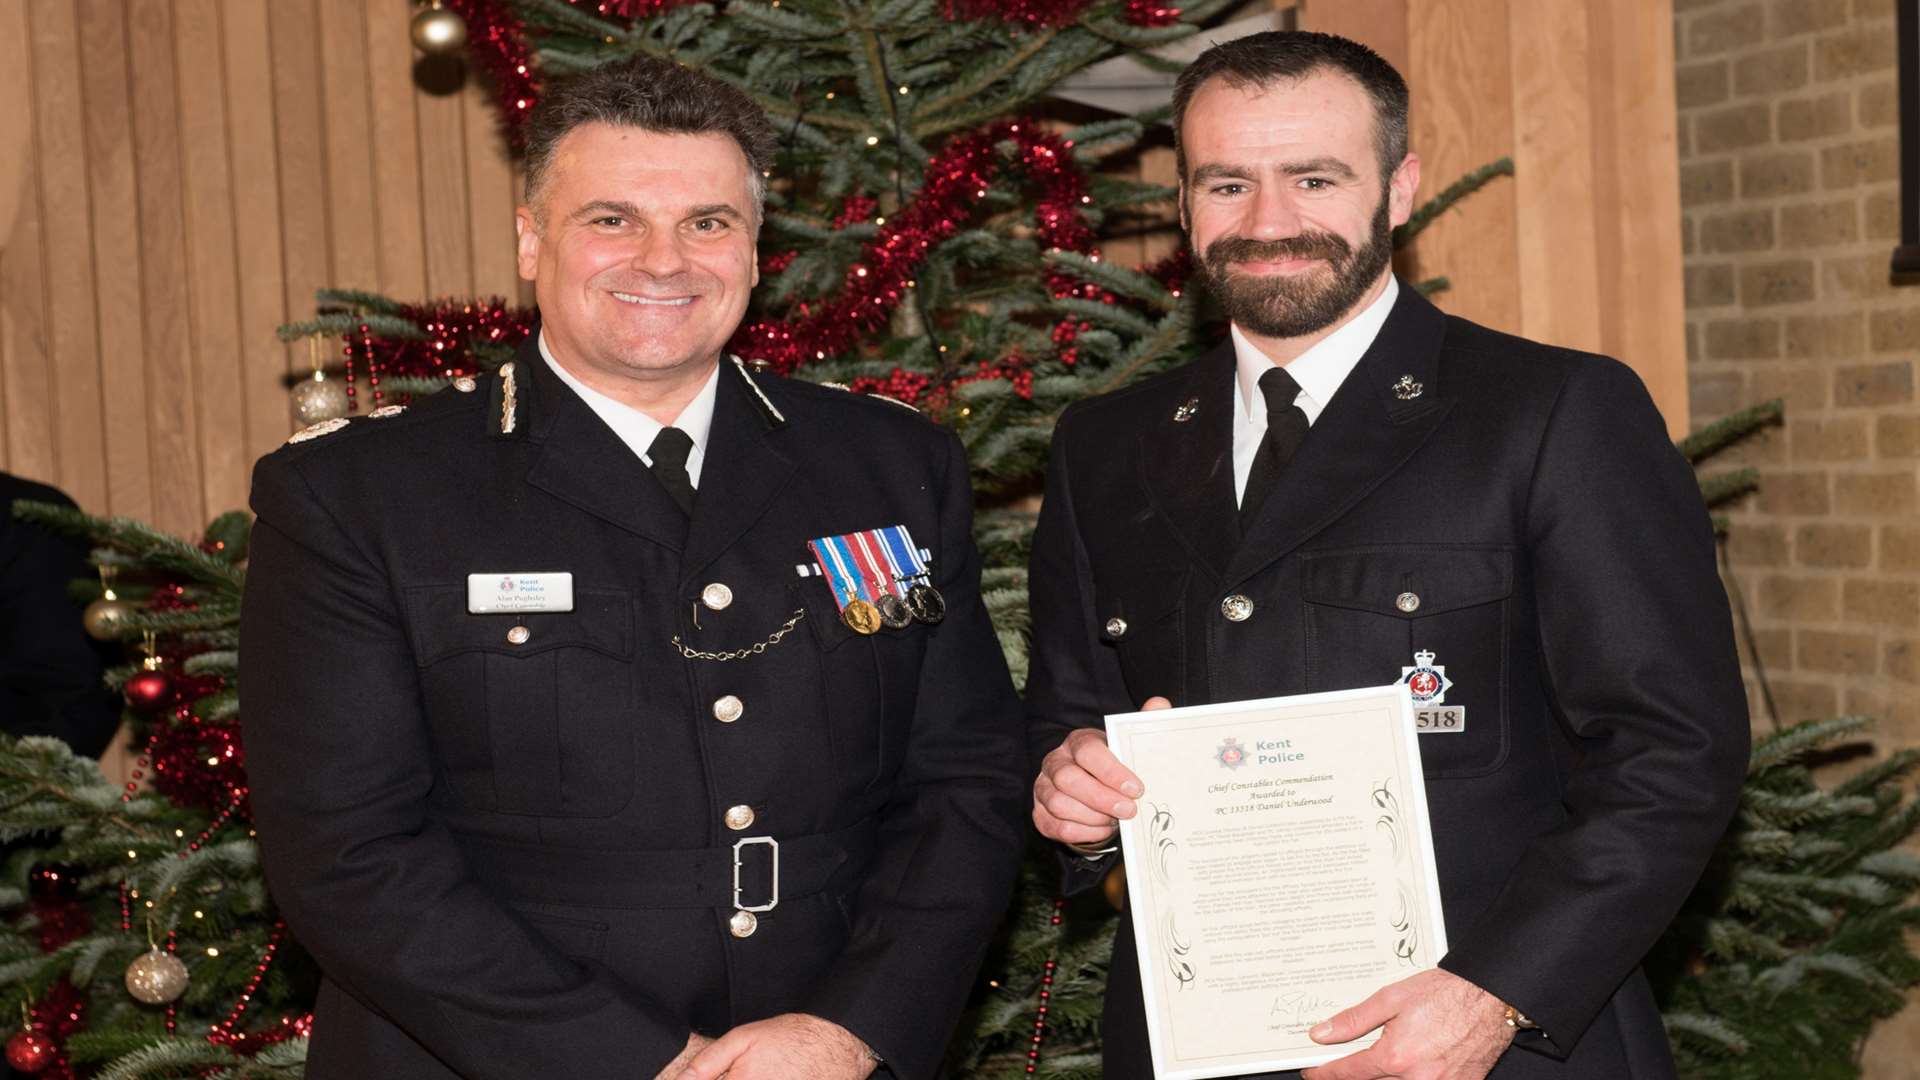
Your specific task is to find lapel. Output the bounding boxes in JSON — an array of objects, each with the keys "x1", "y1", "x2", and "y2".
[
  {"x1": 521, "y1": 336, "x2": 691, "y2": 554},
  {"x1": 679, "y1": 360, "x2": 798, "y2": 584},
  {"x1": 1226, "y1": 286, "x2": 1455, "y2": 587},
  {"x1": 1139, "y1": 341, "x2": 1240, "y2": 582}
]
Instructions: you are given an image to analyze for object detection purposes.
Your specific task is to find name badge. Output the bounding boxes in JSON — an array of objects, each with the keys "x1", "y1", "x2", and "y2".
[
  {"x1": 1415, "y1": 706, "x2": 1466, "y2": 734},
  {"x1": 467, "y1": 572, "x2": 574, "y2": 614}
]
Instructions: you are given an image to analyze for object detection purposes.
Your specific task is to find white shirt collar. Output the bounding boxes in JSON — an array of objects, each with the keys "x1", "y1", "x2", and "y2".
[
  {"x1": 1230, "y1": 274, "x2": 1400, "y2": 427},
  {"x1": 538, "y1": 330, "x2": 720, "y2": 487}
]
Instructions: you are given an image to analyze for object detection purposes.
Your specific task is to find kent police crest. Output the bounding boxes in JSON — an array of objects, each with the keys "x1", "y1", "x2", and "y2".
[
  {"x1": 1216, "y1": 737, "x2": 1247, "y2": 770},
  {"x1": 1400, "y1": 649, "x2": 1454, "y2": 706}
]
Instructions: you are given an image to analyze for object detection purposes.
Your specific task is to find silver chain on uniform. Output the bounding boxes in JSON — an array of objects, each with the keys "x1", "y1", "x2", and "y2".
[{"x1": 670, "y1": 609, "x2": 807, "y2": 661}]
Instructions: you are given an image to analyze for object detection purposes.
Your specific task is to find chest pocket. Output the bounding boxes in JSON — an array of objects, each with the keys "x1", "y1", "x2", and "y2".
[
  {"x1": 1300, "y1": 546, "x2": 1513, "y2": 779},
  {"x1": 794, "y1": 580, "x2": 925, "y2": 790},
  {"x1": 407, "y1": 585, "x2": 636, "y2": 818},
  {"x1": 1094, "y1": 567, "x2": 1190, "y2": 708}
]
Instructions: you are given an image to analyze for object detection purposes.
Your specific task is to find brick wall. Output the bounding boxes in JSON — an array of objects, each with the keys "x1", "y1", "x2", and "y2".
[{"x1": 1676, "y1": 0, "x2": 1919, "y2": 1070}]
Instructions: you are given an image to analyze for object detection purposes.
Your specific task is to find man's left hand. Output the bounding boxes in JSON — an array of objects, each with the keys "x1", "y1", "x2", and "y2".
[
  {"x1": 1301, "y1": 969, "x2": 1513, "y2": 1080},
  {"x1": 675, "y1": 1013, "x2": 877, "y2": 1080}
]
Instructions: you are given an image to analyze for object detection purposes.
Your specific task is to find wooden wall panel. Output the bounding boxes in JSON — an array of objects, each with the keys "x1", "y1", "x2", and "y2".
[{"x1": 0, "y1": 0, "x2": 1688, "y2": 536}]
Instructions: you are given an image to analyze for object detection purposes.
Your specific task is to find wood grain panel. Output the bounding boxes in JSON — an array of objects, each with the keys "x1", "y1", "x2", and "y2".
[
  {"x1": 1592, "y1": 0, "x2": 1688, "y2": 434},
  {"x1": 320, "y1": 0, "x2": 380, "y2": 293},
  {"x1": 1299, "y1": 0, "x2": 1410, "y2": 76},
  {"x1": 28, "y1": 0, "x2": 107, "y2": 510},
  {"x1": 0, "y1": 0, "x2": 48, "y2": 480},
  {"x1": 465, "y1": 84, "x2": 521, "y2": 301},
  {"x1": 77, "y1": 0, "x2": 153, "y2": 523},
  {"x1": 172, "y1": 0, "x2": 250, "y2": 516},
  {"x1": 364, "y1": 0, "x2": 428, "y2": 298},
  {"x1": 1508, "y1": 0, "x2": 1603, "y2": 354},
  {"x1": 222, "y1": 0, "x2": 294, "y2": 461},
  {"x1": 269, "y1": 0, "x2": 331, "y2": 385},
  {"x1": 1402, "y1": 0, "x2": 1520, "y2": 334},
  {"x1": 128, "y1": 0, "x2": 205, "y2": 535},
  {"x1": 418, "y1": 78, "x2": 474, "y2": 297}
]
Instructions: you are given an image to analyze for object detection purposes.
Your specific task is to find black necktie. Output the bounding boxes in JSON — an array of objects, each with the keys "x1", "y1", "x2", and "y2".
[
  {"x1": 648, "y1": 426, "x2": 696, "y2": 516},
  {"x1": 1240, "y1": 367, "x2": 1309, "y2": 529}
]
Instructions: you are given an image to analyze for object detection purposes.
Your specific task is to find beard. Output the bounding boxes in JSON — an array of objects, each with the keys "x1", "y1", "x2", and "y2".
[{"x1": 1197, "y1": 193, "x2": 1394, "y2": 340}]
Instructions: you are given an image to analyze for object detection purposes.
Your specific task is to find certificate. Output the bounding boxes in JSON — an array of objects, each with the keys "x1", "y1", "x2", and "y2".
[{"x1": 1106, "y1": 684, "x2": 1447, "y2": 1079}]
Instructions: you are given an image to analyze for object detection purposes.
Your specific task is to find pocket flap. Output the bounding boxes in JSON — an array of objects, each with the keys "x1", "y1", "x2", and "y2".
[
  {"x1": 405, "y1": 584, "x2": 633, "y2": 664},
  {"x1": 1094, "y1": 566, "x2": 1189, "y2": 641},
  {"x1": 1300, "y1": 546, "x2": 1513, "y2": 618}
]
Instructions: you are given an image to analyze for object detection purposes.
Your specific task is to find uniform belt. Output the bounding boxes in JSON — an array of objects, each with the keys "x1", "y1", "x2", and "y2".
[{"x1": 455, "y1": 818, "x2": 878, "y2": 912}]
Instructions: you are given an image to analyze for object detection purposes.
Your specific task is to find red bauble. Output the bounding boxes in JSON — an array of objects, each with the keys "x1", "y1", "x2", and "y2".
[
  {"x1": 124, "y1": 670, "x2": 175, "y2": 711},
  {"x1": 5, "y1": 1030, "x2": 55, "y2": 1073}
]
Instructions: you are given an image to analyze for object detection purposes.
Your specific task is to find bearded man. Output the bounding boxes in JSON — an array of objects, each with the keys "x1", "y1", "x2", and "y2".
[{"x1": 1024, "y1": 30, "x2": 1748, "y2": 1080}]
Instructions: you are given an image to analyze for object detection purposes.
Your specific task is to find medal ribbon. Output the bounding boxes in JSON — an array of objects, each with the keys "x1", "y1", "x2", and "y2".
[
  {"x1": 878, "y1": 525, "x2": 931, "y2": 583},
  {"x1": 808, "y1": 536, "x2": 870, "y2": 612},
  {"x1": 848, "y1": 531, "x2": 902, "y2": 599}
]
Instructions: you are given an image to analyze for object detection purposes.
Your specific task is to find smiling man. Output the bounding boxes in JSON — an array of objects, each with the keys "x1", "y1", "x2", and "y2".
[
  {"x1": 241, "y1": 57, "x2": 1026, "y2": 1080},
  {"x1": 1025, "y1": 30, "x2": 1748, "y2": 1080}
]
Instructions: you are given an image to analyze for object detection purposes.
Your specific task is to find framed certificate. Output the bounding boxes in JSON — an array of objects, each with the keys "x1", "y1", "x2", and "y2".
[{"x1": 1106, "y1": 684, "x2": 1448, "y2": 1079}]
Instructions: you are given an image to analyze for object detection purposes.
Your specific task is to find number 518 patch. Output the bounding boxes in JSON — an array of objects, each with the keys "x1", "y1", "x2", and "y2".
[{"x1": 1416, "y1": 706, "x2": 1466, "y2": 734}]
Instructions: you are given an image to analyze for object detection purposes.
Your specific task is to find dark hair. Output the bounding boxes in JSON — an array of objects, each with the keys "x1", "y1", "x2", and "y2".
[
  {"x1": 1170, "y1": 30, "x2": 1409, "y2": 183},
  {"x1": 521, "y1": 55, "x2": 779, "y2": 224}
]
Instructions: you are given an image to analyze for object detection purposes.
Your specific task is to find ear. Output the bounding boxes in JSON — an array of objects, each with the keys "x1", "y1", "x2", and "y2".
[
  {"x1": 1386, "y1": 153, "x2": 1421, "y2": 230},
  {"x1": 1177, "y1": 179, "x2": 1190, "y2": 234},
  {"x1": 515, "y1": 206, "x2": 541, "y2": 282}
]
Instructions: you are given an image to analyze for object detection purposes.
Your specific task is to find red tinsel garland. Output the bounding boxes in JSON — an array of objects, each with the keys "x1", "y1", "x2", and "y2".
[
  {"x1": 731, "y1": 120, "x2": 1097, "y2": 374},
  {"x1": 441, "y1": 0, "x2": 540, "y2": 151}
]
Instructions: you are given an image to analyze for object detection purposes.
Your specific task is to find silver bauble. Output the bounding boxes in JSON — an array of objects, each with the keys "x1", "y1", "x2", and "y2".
[
  {"x1": 124, "y1": 947, "x2": 190, "y2": 1005},
  {"x1": 410, "y1": 2, "x2": 468, "y2": 55},
  {"x1": 290, "y1": 371, "x2": 350, "y2": 425}
]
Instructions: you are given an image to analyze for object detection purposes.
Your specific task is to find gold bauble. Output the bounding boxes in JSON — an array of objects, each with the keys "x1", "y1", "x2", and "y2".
[
  {"x1": 290, "y1": 370, "x2": 350, "y2": 425},
  {"x1": 82, "y1": 596, "x2": 133, "y2": 640},
  {"x1": 1101, "y1": 862, "x2": 1128, "y2": 912},
  {"x1": 410, "y1": 2, "x2": 468, "y2": 56},
  {"x1": 124, "y1": 947, "x2": 190, "y2": 1005}
]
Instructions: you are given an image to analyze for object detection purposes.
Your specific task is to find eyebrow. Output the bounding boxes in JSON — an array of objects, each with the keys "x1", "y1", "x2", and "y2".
[
  {"x1": 1189, "y1": 158, "x2": 1359, "y2": 184},
  {"x1": 567, "y1": 200, "x2": 748, "y2": 224}
]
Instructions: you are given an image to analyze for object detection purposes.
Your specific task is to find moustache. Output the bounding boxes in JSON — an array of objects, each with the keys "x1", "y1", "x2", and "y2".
[{"x1": 1203, "y1": 232, "x2": 1352, "y2": 268}]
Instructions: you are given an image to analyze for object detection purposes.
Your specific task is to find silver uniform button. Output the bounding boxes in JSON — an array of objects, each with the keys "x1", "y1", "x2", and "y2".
[
  {"x1": 724, "y1": 804, "x2": 756, "y2": 830},
  {"x1": 713, "y1": 695, "x2": 745, "y2": 723},
  {"x1": 1105, "y1": 617, "x2": 1128, "y2": 638},
  {"x1": 701, "y1": 583, "x2": 734, "y2": 611},
  {"x1": 506, "y1": 625, "x2": 531, "y2": 645},
  {"x1": 1220, "y1": 595, "x2": 1254, "y2": 622},
  {"x1": 1396, "y1": 592, "x2": 1421, "y2": 613},
  {"x1": 729, "y1": 910, "x2": 758, "y2": 938}
]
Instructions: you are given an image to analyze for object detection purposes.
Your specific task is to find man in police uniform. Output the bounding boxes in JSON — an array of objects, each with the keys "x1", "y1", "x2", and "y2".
[
  {"x1": 241, "y1": 56, "x2": 1026, "y2": 1080},
  {"x1": 1026, "y1": 31, "x2": 1748, "y2": 1080}
]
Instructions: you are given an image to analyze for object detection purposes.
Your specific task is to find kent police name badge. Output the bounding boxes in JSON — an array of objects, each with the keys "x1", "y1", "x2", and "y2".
[
  {"x1": 1400, "y1": 649, "x2": 1466, "y2": 734},
  {"x1": 466, "y1": 572, "x2": 575, "y2": 614}
]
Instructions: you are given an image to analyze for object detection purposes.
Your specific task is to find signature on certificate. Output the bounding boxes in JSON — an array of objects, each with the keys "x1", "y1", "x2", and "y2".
[{"x1": 1270, "y1": 990, "x2": 1339, "y2": 1027}]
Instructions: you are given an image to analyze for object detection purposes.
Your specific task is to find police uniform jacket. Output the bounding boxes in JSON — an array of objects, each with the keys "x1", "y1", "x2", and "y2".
[
  {"x1": 1025, "y1": 284, "x2": 1750, "y2": 1080},
  {"x1": 241, "y1": 335, "x2": 1027, "y2": 1080}
]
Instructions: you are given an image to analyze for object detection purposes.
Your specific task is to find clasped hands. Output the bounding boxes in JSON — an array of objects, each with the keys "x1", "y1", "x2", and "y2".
[
  {"x1": 1032, "y1": 698, "x2": 1515, "y2": 1080},
  {"x1": 660, "y1": 1013, "x2": 876, "y2": 1080}
]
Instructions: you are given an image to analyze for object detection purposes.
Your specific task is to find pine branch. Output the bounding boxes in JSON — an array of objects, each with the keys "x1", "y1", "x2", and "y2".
[
  {"x1": 1393, "y1": 158, "x2": 1513, "y2": 248},
  {"x1": 1678, "y1": 399, "x2": 1786, "y2": 464}
]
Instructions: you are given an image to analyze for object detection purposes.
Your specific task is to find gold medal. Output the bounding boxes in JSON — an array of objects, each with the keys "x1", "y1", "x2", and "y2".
[{"x1": 841, "y1": 598, "x2": 882, "y2": 635}]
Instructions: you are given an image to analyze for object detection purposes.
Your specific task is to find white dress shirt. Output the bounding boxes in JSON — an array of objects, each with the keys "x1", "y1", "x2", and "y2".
[
  {"x1": 1230, "y1": 275, "x2": 1400, "y2": 505},
  {"x1": 539, "y1": 332, "x2": 720, "y2": 488}
]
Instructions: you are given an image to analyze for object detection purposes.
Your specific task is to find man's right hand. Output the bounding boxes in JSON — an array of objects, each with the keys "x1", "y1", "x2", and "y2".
[
  {"x1": 1031, "y1": 696, "x2": 1166, "y2": 846},
  {"x1": 653, "y1": 1033, "x2": 713, "y2": 1080}
]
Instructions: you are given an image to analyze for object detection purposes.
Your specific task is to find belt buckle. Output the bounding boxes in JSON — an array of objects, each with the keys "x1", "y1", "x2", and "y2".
[{"x1": 731, "y1": 836, "x2": 780, "y2": 913}]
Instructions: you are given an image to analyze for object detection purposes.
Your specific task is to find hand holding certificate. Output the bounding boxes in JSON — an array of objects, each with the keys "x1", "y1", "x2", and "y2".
[{"x1": 1105, "y1": 685, "x2": 1449, "y2": 1079}]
